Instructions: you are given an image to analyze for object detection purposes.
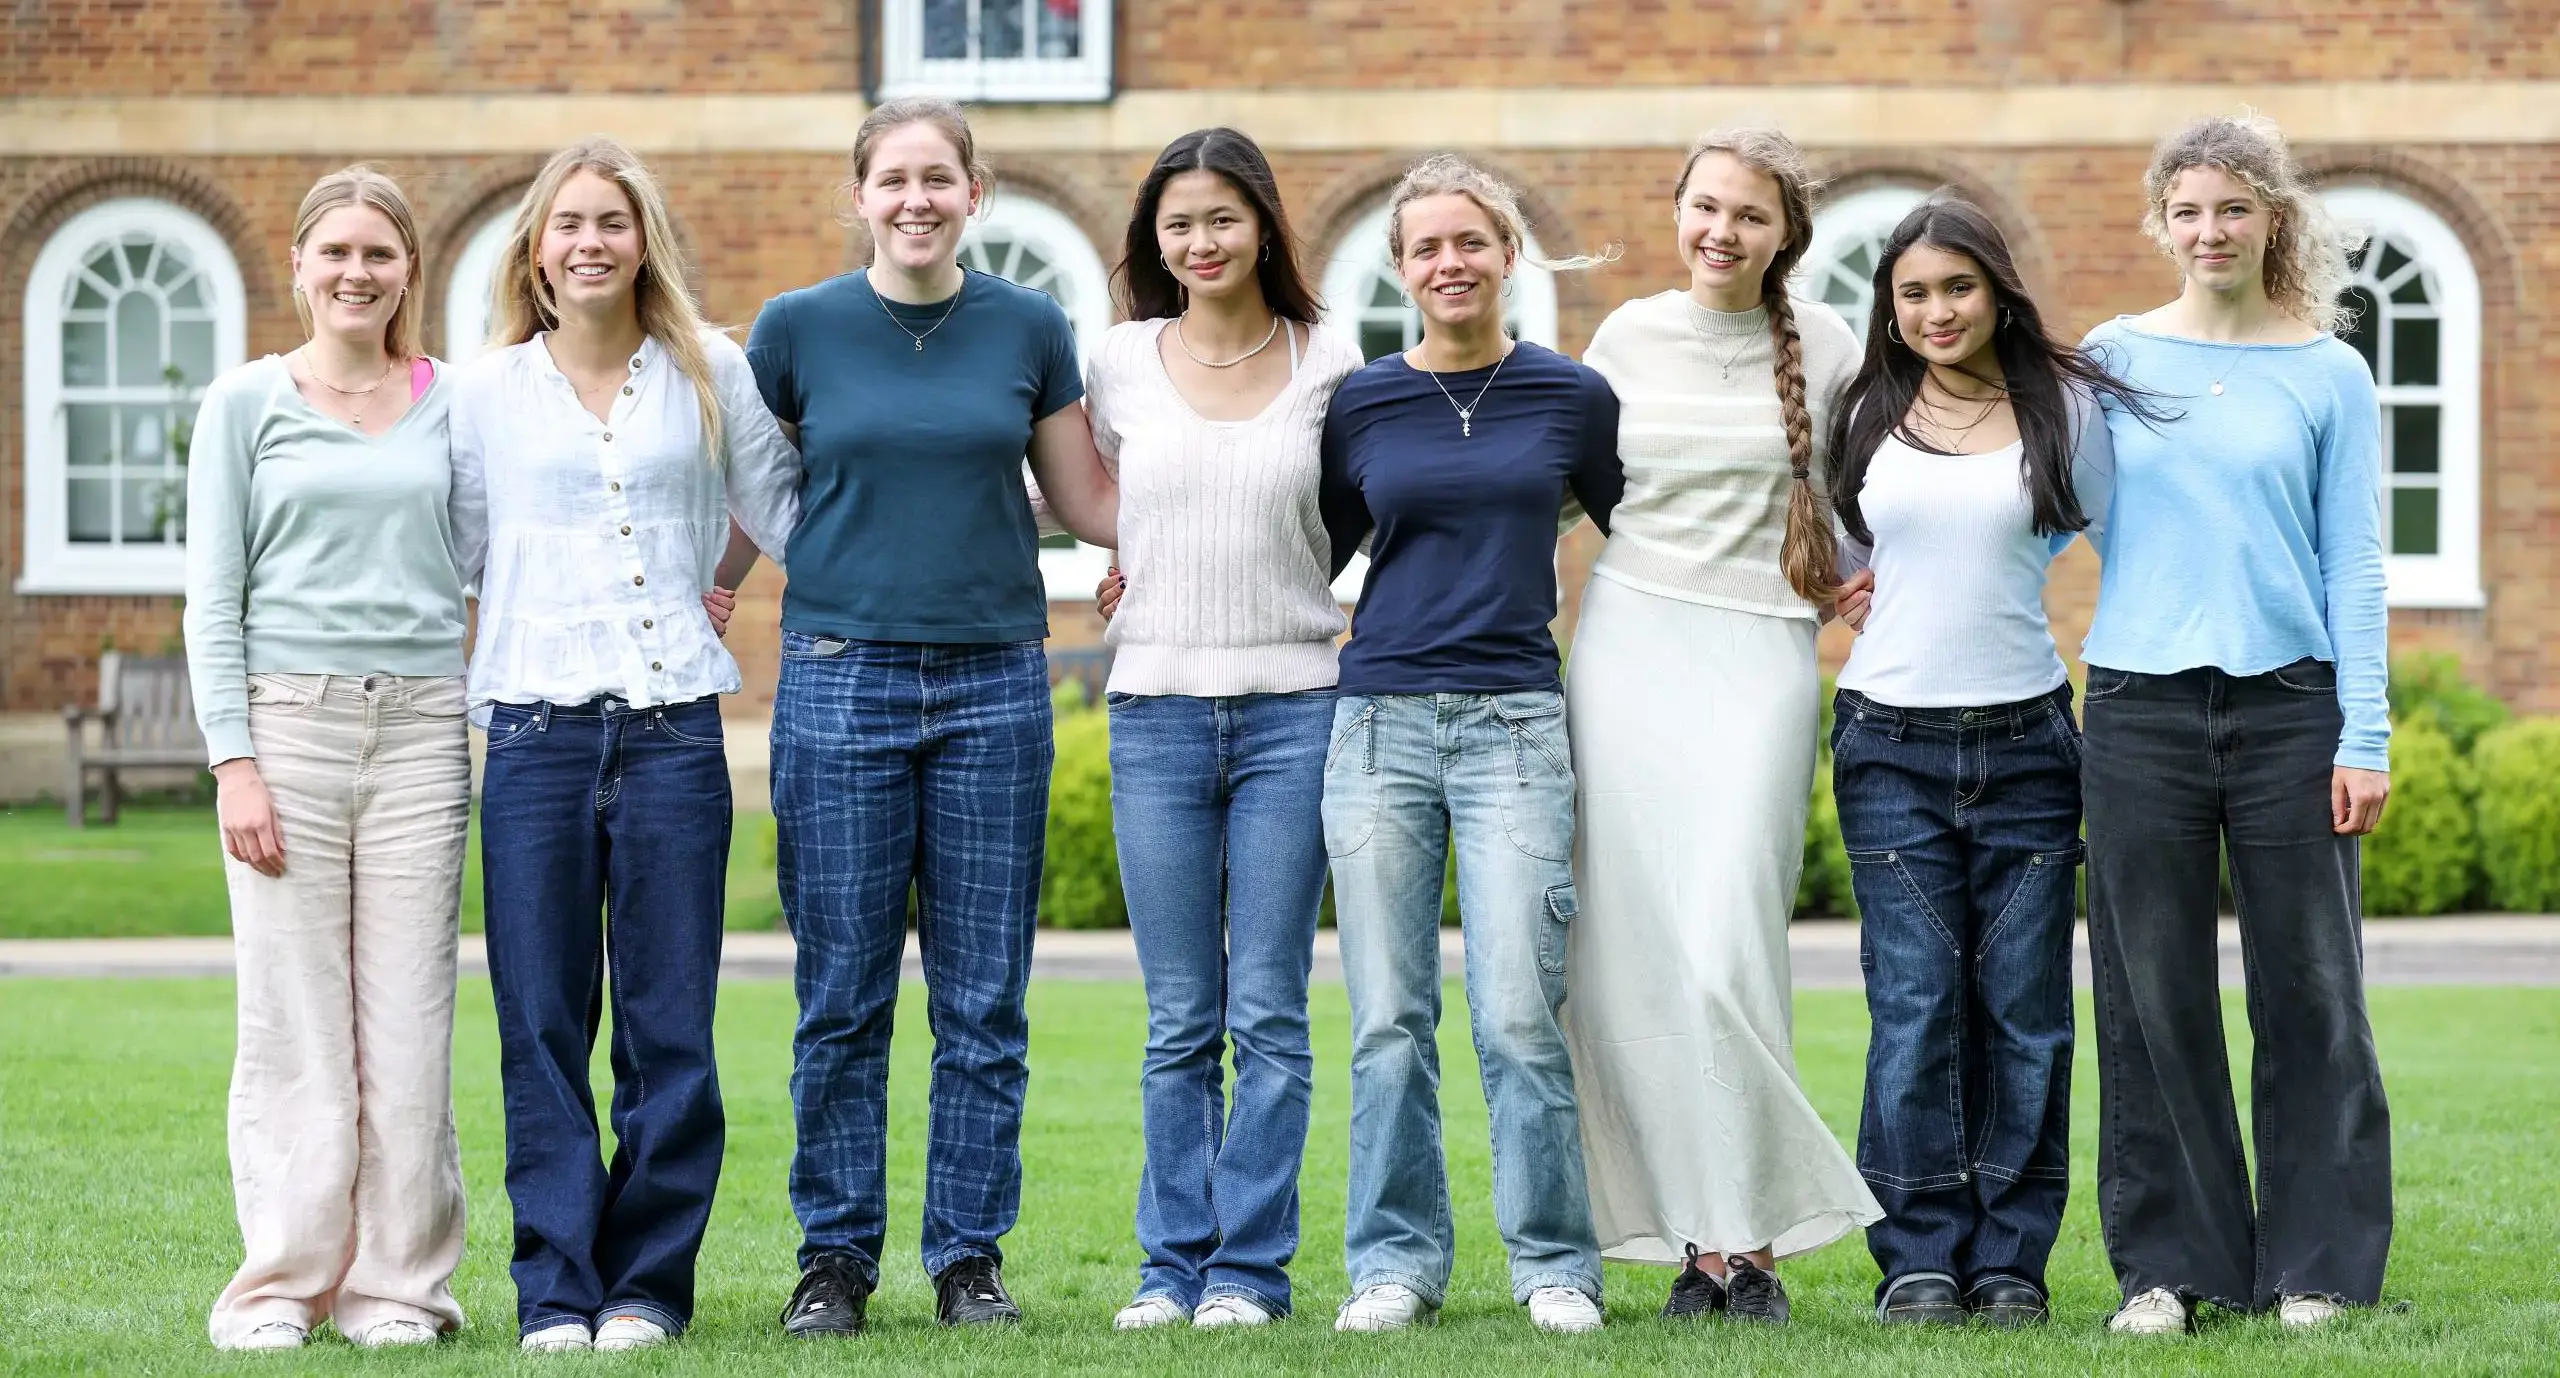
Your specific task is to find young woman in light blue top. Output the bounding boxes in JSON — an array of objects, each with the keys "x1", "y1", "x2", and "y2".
[{"x1": 2077, "y1": 115, "x2": 2392, "y2": 1338}]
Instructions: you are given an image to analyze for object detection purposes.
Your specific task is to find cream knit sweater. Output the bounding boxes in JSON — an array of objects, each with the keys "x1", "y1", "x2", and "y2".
[
  {"x1": 1581, "y1": 289, "x2": 1860, "y2": 619},
  {"x1": 1086, "y1": 317, "x2": 1363, "y2": 696}
]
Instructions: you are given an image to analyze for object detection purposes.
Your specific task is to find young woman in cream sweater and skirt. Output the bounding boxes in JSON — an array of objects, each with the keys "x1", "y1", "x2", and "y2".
[{"x1": 1565, "y1": 129, "x2": 1882, "y2": 1325}]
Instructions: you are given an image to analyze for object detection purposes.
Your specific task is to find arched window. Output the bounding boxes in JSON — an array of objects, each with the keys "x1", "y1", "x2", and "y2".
[
  {"x1": 20, "y1": 198, "x2": 246, "y2": 594},
  {"x1": 1317, "y1": 200, "x2": 1563, "y2": 599},
  {"x1": 2324, "y1": 187, "x2": 2484, "y2": 609},
  {"x1": 443, "y1": 207, "x2": 518, "y2": 366},
  {"x1": 959, "y1": 193, "x2": 1114, "y2": 597},
  {"x1": 1797, "y1": 184, "x2": 1928, "y2": 346}
]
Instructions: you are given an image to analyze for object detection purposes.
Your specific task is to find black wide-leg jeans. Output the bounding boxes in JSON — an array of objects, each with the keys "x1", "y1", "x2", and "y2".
[{"x1": 2081, "y1": 658, "x2": 2392, "y2": 1313}]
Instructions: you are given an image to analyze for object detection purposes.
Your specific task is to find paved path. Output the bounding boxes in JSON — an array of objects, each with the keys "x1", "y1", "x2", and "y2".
[{"x1": 8, "y1": 917, "x2": 2560, "y2": 987}]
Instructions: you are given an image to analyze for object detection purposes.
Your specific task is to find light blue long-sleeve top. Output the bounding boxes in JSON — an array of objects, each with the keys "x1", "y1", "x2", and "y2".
[{"x1": 2080, "y1": 317, "x2": 2390, "y2": 772}]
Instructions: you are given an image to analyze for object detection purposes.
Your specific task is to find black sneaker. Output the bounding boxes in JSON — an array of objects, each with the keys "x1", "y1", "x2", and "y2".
[
  {"x1": 1965, "y1": 1276, "x2": 2049, "y2": 1328},
  {"x1": 1662, "y1": 1245, "x2": 1726, "y2": 1320},
  {"x1": 1722, "y1": 1257, "x2": 1790, "y2": 1326},
  {"x1": 934, "y1": 1256, "x2": 1022, "y2": 1327},
  {"x1": 1878, "y1": 1273, "x2": 1967, "y2": 1327},
  {"x1": 781, "y1": 1254, "x2": 871, "y2": 1338}
]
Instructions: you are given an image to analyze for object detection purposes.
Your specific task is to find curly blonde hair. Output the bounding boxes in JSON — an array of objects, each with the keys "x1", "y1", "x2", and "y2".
[{"x1": 2142, "y1": 114, "x2": 2361, "y2": 334}]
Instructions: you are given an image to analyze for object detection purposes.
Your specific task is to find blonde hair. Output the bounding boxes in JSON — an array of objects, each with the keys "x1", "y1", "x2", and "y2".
[
  {"x1": 1383, "y1": 153, "x2": 1617, "y2": 273},
  {"x1": 490, "y1": 137, "x2": 726, "y2": 466},
  {"x1": 1676, "y1": 129, "x2": 1837, "y2": 604},
  {"x1": 838, "y1": 96, "x2": 992, "y2": 237},
  {"x1": 290, "y1": 166, "x2": 425, "y2": 360},
  {"x1": 2142, "y1": 114, "x2": 2360, "y2": 334}
]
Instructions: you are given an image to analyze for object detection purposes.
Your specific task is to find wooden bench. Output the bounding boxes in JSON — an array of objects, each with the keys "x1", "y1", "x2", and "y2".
[{"x1": 62, "y1": 651, "x2": 207, "y2": 827}]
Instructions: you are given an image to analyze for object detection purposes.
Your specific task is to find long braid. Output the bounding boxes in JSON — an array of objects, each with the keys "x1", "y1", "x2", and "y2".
[{"x1": 1767, "y1": 289, "x2": 1838, "y2": 603}]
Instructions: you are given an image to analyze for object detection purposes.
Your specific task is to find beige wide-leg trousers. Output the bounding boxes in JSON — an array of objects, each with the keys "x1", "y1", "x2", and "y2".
[{"x1": 208, "y1": 673, "x2": 472, "y2": 1348}]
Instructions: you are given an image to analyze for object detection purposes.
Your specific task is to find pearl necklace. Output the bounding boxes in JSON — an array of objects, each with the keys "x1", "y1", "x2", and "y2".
[{"x1": 1172, "y1": 313, "x2": 1282, "y2": 369}]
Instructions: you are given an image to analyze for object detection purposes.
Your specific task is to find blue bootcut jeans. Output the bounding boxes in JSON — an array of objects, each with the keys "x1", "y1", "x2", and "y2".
[
  {"x1": 1324, "y1": 690, "x2": 1603, "y2": 1307},
  {"x1": 480, "y1": 694, "x2": 734, "y2": 1338},
  {"x1": 773, "y1": 635, "x2": 1053, "y2": 1285},
  {"x1": 1109, "y1": 689, "x2": 1334, "y2": 1317},
  {"x1": 1830, "y1": 685, "x2": 2083, "y2": 1306}
]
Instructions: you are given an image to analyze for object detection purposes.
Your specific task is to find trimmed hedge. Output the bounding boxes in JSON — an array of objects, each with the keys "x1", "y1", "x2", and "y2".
[
  {"x1": 1043, "y1": 687, "x2": 1127, "y2": 929},
  {"x1": 2390, "y1": 652, "x2": 2510, "y2": 753},
  {"x1": 2360, "y1": 719, "x2": 2476, "y2": 917},
  {"x1": 2475, "y1": 719, "x2": 2560, "y2": 913}
]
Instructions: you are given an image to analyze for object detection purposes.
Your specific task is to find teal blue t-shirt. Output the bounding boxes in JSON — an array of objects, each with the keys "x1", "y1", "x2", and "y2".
[{"x1": 746, "y1": 268, "x2": 1082, "y2": 643}]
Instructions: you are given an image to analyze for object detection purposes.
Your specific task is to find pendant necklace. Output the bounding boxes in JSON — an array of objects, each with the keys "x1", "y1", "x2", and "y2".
[
  {"x1": 1420, "y1": 343, "x2": 1511, "y2": 438},
  {"x1": 874, "y1": 270, "x2": 966, "y2": 352},
  {"x1": 1691, "y1": 322, "x2": 1757, "y2": 381},
  {"x1": 299, "y1": 346, "x2": 397, "y2": 428}
]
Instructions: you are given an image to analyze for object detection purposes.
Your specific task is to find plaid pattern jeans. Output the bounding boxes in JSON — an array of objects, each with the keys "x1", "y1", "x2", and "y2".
[{"x1": 773, "y1": 634, "x2": 1053, "y2": 1282}]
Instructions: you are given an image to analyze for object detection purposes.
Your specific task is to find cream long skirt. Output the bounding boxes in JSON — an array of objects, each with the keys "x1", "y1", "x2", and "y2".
[{"x1": 1562, "y1": 574, "x2": 1882, "y2": 1265}]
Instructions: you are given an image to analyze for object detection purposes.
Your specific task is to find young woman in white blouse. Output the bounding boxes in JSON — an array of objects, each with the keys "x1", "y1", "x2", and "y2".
[
  {"x1": 1564, "y1": 128, "x2": 1881, "y2": 1326},
  {"x1": 1083, "y1": 128, "x2": 1362, "y2": 1333},
  {"x1": 448, "y1": 138, "x2": 799, "y2": 1355},
  {"x1": 1825, "y1": 197, "x2": 2155, "y2": 1330}
]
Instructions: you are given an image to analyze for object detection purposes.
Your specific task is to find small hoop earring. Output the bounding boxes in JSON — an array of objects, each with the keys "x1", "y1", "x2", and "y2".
[
  {"x1": 1999, "y1": 307, "x2": 2013, "y2": 330},
  {"x1": 1260, "y1": 242, "x2": 1271, "y2": 263},
  {"x1": 1885, "y1": 320, "x2": 1906, "y2": 345}
]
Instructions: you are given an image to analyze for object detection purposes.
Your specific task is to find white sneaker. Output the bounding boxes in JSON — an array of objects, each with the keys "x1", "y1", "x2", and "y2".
[
  {"x1": 355, "y1": 1318, "x2": 440, "y2": 1348},
  {"x1": 593, "y1": 1314, "x2": 671, "y2": 1351},
  {"x1": 2109, "y1": 1287, "x2": 2193, "y2": 1336},
  {"x1": 2280, "y1": 1294, "x2": 2344, "y2": 1329},
  {"x1": 224, "y1": 1321, "x2": 307, "y2": 1351},
  {"x1": 520, "y1": 1320, "x2": 593, "y2": 1352},
  {"x1": 1335, "y1": 1283, "x2": 1436, "y2": 1332},
  {"x1": 1193, "y1": 1294, "x2": 1277, "y2": 1329},
  {"x1": 1527, "y1": 1286, "x2": 1604, "y2": 1333},
  {"x1": 1113, "y1": 1295, "x2": 1192, "y2": 1330}
]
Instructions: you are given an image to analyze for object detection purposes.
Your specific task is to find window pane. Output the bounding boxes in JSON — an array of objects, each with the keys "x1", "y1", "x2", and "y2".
[
  {"x1": 66, "y1": 477, "x2": 115, "y2": 542},
  {"x1": 123, "y1": 476, "x2": 182, "y2": 542},
  {"x1": 2389, "y1": 273, "x2": 2431, "y2": 305},
  {"x1": 67, "y1": 404, "x2": 115, "y2": 467},
  {"x1": 122, "y1": 240, "x2": 155, "y2": 282},
  {"x1": 115, "y1": 292, "x2": 165, "y2": 386},
  {"x1": 1037, "y1": 0, "x2": 1080, "y2": 56},
  {"x1": 85, "y1": 245, "x2": 124, "y2": 286},
  {"x1": 168, "y1": 277, "x2": 204, "y2": 309},
  {"x1": 981, "y1": 0, "x2": 1025, "y2": 58},
  {"x1": 152, "y1": 246, "x2": 192, "y2": 287},
  {"x1": 2391, "y1": 486, "x2": 2440, "y2": 556},
  {"x1": 1359, "y1": 320, "x2": 1405, "y2": 363},
  {"x1": 2337, "y1": 286, "x2": 2379, "y2": 377},
  {"x1": 64, "y1": 320, "x2": 110, "y2": 386},
  {"x1": 2390, "y1": 317, "x2": 2439, "y2": 387},
  {"x1": 2377, "y1": 241, "x2": 2411, "y2": 281},
  {"x1": 1367, "y1": 277, "x2": 1403, "y2": 310},
  {"x1": 71, "y1": 277, "x2": 108, "y2": 310},
  {"x1": 170, "y1": 320, "x2": 216, "y2": 388},
  {"x1": 923, "y1": 0, "x2": 968, "y2": 57},
  {"x1": 2391, "y1": 405, "x2": 2440, "y2": 474}
]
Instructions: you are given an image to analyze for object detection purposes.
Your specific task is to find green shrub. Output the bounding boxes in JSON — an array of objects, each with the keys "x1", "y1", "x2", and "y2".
[
  {"x1": 2475, "y1": 719, "x2": 2560, "y2": 913},
  {"x1": 1796, "y1": 750, "x2": 1857, "y2": 919},
  {"x1": 1042, "y1": 705, "x2": 1126, "y2": 928},
  {"x1": 2360, "y1": 720, "x2": 2477, "y2": 916},
  {"x1": 2390, "y1": 652, "x2": 2509, "y2": 753}
]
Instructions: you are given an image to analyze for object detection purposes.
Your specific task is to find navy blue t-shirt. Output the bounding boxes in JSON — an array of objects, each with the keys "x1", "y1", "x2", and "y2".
[
  {"x1": 746, "y1": 268, "x2": 1082, "y2": 643},
  {"x1": 1319, "y1": 341, "x2": 1623, "y2": 695}
]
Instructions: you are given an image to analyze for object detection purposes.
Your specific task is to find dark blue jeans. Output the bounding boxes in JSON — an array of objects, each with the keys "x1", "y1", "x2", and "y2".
[
  {"x1": 773, "y1": 635, "x2": 1052, "y2": 1283},
  {"x1": 1831, "y1": 685, "x2": 2082, "y2": 1303},
  {"x1": 480, "y1": 694, "x2": 733, "y2": 1337},
  {"x1": 1108, "y1": 690, "x2": 1333, "y2": 1317}
]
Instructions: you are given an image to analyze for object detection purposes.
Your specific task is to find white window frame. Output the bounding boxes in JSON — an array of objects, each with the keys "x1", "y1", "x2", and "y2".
[
  {"x1": 1317, "y1": 201, "x2": 1561, "y2": 602},
  {"x1": 1797, "y1": 184, "x2": 1928, "y2": 346},
  {"x1": 955, "y1": 193, "x2": 1116, "y2": 598},
  {"x1": 443, "y1": 207, "x2": 518, "y2": 367},
  {"x1": 2322, "y1": 186, "x2": 2484, "y2": 611},
  {"x1": 878, "y1": 0, "x2": 1113, "y2": 103},
  {"x1": 20, "y1": 198, "x2": 246, "y2": 595}
]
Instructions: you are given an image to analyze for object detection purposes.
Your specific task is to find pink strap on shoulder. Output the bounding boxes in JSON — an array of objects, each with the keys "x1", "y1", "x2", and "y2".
[{"x1": 410, "y1": 357, "x2": 435, "y2": 397}]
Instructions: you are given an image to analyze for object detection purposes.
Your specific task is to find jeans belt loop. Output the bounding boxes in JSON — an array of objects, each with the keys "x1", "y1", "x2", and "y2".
[
  {"x1": 534, "y1": 700, "x2": 553, "y2": 732},
  {"x1": 2010, "y1": 700, "x2": 2028, "y2": 740},
  {"x1": 1886, "y1": 703, "x2": 1909, "y2": 742}
]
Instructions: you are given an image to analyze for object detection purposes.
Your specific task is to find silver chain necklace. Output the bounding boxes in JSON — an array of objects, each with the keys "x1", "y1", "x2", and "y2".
[
  {"x1": 1172, "y1": 313, "x2": 1281, "y2": 369},
  {"x1": 1691, "y1": 322, "x2": 1758, "y2": 381},
  {"x1": 1418, "y1": 343, "x2": 1511, "y2": 438},
  {"x1": 873, "y1": 270, "x2": 966, "y2": 352}
]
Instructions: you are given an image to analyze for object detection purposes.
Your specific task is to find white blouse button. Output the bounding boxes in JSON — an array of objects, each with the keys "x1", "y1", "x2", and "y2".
[
  {"x1": 622, "y1": 385, "x2": 634, "y2": 396},
  {"x1": 632, "y1": 575, "x2": 645, "y2": 587},
  {"x1": 651, "y1": 661, "x2": 664, "y2": 672},
  {"x1": 620, "y1": 525, "x2": 633, "y2": 536},
  {"x1": 602, "y1": 431, "x2": 613, "y2": 443},
  {"x1": 641, "y1": 619, "x2": 654, "y2": 630}
]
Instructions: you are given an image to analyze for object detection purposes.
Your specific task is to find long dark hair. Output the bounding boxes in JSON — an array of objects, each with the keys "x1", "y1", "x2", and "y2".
[
  {"x1": 1116, "y1": 127, "x2": 1322, "y2": 323},
  {"x1": 1828, "y1": 197, "x2": 2167, "y2": 546}
]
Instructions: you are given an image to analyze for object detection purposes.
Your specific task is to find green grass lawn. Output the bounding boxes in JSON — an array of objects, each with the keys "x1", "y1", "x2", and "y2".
[
  {"x1": 0, "y1": 803, "x2": 784, "y2": 938},
  {"x1": 0, "y1": 979, "x2": 2552, "y2": 1375}
]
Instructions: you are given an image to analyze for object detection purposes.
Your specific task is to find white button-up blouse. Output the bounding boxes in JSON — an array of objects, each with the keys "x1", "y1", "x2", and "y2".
[{"x1": 448, "y1": 329, "x2": 800, "y2": 716}]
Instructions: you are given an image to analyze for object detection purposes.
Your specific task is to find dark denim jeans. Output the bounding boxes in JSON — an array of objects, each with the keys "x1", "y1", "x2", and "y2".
[
  {"x1": 1832, "y1": 685, "x2": 2082, "y2": 1304},
  {"x1": 2081, "y1": 658, "x2": 2391, "y2": 1312},
  {"x1": 773, "y1": 635, "x2": 1052, "y2": 1283},
  {"x1": 1108, "y1": 690, "x2": 1333, "y2": 1317},
  {"x1": 480, "y1": 694, "x2": 733, "y2": 1337}
]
